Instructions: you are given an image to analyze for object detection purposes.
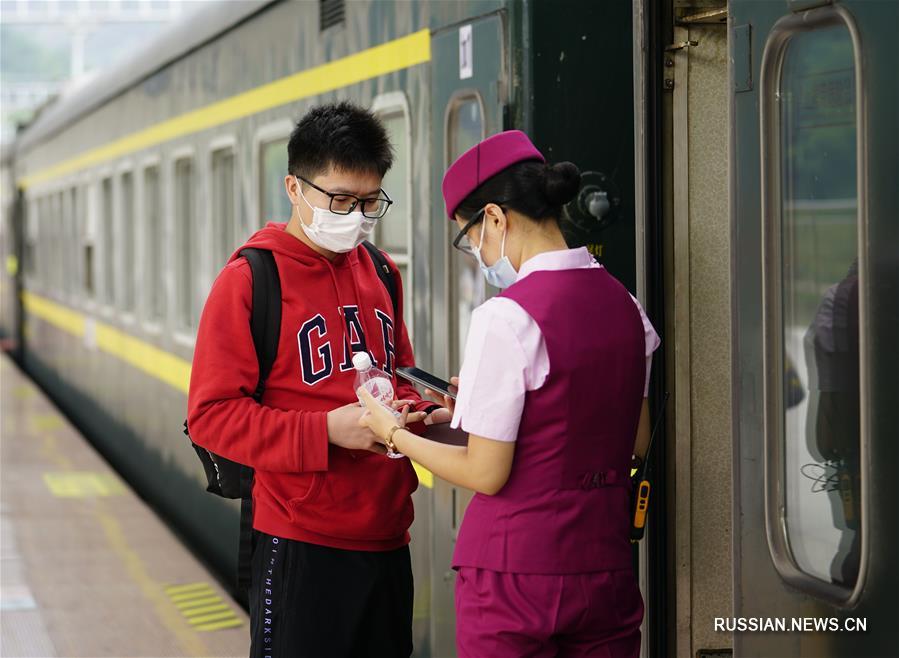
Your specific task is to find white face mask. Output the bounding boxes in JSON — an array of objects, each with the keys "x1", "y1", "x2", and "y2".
[
  {"x1": 296, "y1": 177, "x2": 377, "y2": 253},
  {"x1": 472, "y1": 217, "x2": 519, "y2": 289}
]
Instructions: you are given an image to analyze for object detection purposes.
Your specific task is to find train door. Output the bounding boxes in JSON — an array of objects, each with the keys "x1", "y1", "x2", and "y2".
[
  {"x1": 428, "y1": 12, "x2": 506, "y2": 657},
  {"x1": 731, "y1": 1, "x2": 898, "y2": 656}
]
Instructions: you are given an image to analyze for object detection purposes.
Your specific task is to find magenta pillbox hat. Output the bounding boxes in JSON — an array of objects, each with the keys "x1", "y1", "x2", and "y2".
[{"x1": 442, "y1": 130, "x2": 545, "y2": 221}]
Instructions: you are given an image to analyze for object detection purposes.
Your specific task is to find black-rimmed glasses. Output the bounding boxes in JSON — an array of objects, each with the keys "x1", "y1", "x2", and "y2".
[
  {"x1": 451, "y1": 208, "x2": 486, "y2": 256},
  {"x1": 298, "y1": 176, "x2": 393, "y2": 219}
]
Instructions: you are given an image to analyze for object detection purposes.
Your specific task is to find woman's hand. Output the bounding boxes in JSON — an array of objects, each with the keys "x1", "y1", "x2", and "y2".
[
  {"x1": 423, "y1": 376, "x2": 459, "y2": 423},
  {"x1": 390, "y1": 399, "x2": 427, "y2": 424},
  {"x1": 358, "y1": 387, "x2": 410, "y2": 441},
  {"x1": 424, "y1": 407, "x2": 453, "y2": 426}
]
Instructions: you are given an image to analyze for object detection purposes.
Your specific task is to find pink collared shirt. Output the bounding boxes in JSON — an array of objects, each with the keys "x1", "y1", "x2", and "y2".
[{"x1": 450, "y1": 247, "x2": 661, "y2": 442}]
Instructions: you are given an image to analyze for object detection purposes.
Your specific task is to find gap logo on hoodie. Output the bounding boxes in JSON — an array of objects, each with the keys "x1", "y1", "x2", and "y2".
[{"x1": 297, "y1": 305, "x2": 395, "y2": 386}]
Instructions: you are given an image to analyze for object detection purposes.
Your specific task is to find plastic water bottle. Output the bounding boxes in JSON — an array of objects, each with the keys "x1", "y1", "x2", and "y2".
[{"x1": 352, "y1": 353, "x2": 404, "y2": 459}]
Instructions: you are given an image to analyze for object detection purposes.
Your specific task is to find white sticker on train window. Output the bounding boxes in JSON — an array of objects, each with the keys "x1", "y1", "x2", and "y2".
[{"x1": 460, "y1": 25, "x2": 473, "y2": 80}]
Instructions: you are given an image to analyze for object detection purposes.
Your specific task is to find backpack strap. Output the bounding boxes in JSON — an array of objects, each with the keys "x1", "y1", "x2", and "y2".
[
  {"x1": 361, "y1": 241, "x2": 398, "y2": 319},
  {"x1": 235, "y1": 248, "x2": 282, "y2": 591},
  {"x1": 241, "y1": 248, "x2": 282, "y2": 401}
]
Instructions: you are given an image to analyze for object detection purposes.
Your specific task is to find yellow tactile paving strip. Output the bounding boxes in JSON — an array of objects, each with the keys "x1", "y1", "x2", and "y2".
[
  {"x1": 0, "y1": 354, "x2": 248, "y2": 657},
  {"x1": 165, "y1": 583, "x2": 244, "y2": 632},
  {"x1": 42, "y1": 471, "x2": 127, "y2": 498}
]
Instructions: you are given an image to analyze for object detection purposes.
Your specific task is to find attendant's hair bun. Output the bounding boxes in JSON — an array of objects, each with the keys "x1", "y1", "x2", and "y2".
[{"x1": 542, "y1": 162, "x2": 581, "y2": 206}]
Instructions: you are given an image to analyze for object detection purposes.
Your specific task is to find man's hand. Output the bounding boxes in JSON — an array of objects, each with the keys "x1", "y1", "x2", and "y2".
[{"x1": 326, "y1": 403, "x2": 387, "y2": 455}]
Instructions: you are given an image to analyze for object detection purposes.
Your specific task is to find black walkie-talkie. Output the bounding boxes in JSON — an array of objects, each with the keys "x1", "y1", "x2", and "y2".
[{"x1": 631, "y1": 392, "x2": 669, "y2": 542}]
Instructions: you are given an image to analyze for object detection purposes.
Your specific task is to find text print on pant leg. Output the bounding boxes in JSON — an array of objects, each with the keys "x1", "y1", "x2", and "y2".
[{"x1": 263, "y1": 537, "x2": 279, "y2": 658}]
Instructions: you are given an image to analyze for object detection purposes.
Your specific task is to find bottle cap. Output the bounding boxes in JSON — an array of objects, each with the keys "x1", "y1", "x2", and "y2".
[{"x1": 352, "y1": 352, "x2": 373, "y2": 371}]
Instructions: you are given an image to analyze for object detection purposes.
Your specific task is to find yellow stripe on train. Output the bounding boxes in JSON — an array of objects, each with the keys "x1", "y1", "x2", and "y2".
[{"x1": 18, "y1": 29, "x2": 431, "y2": 189}]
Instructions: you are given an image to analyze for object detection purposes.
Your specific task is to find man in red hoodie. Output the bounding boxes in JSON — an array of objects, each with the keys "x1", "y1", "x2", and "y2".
[{"x1": 187, "y1": 102, "x2": 440, "y2": 658}]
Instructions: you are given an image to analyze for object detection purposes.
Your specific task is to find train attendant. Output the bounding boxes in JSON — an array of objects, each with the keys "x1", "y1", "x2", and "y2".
[{"x1": 358, "y1": 130, "x2": 660, "y2": 657}]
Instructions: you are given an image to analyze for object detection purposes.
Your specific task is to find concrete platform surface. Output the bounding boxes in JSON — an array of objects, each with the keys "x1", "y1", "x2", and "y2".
[{"x1": 1, "y1": 354, "x2": 249, "y2": 657}]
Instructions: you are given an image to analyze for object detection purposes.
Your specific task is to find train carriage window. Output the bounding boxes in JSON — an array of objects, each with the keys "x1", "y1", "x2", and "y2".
[
  {"x1": 446, "y1": 94, "x2": 486, "y2": 371},
  {"x1": 58, "y1": 192, "x2": 66, "y2": 294},
  {"x1": 44, "y1": 193, "x2": 62, "y2": 298},
  {"x1": 47, "y1": 195, "x2": 55, "y2": 292},
  {"x1": 121, "y1": 172, "x2": 135, "y2": 313},
  {"x1": 66, "y1": 187, "x2": 78, "y2": 298},
  {"x1": 58, "y1": 190, "x2": 70, "y2": 297},
  {"x1": 174, "y1": 157, "x2": 197, "y2": 329},
  {"x1": 57, "y1": 192, "x2": 66, "y2": 294},
  {"x1": 143, "y1": 165, "x2": 163, "y2": 322},
  {"x1": 51, "y1": 197, "x2": 58, "y2": 289},
  {"x1": 81, "y1": 187, "x2": 95, "y2": 300},
  {"x1": 24, "y1": 200, "x2": 37, "y2": 279},
  {"x1": 762, "y1": 13, "x2": 863, "y2": 599},
  {"x1": 35, "y1": 197, "x2": 45, "y2": 287},
  {"x1": 23, "y1": 199, "x2": 40, "y2": 279},
  {"x1": 47, "y1": 196, "x2": 55, "y2": 289},
  {"x1": 38, "y1": 197, "x2": 48, "y2": 287},
  {"x1": 373, "y1": 102, "x2": 412, "y2": 333},
  {"x1": 212, "y1": 148, "x2": 237, "y2": 271},
  {"x1": 260, "y1": 138, "x2": 291, "y2": 224},
  {"x1": 101, "y1": 177, "x2": 114, "y2": 306}
]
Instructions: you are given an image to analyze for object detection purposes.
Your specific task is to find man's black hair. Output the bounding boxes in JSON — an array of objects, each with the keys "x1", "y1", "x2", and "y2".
[{"x1": 288, "y1": 101, "x2": 394, "y2": 181}]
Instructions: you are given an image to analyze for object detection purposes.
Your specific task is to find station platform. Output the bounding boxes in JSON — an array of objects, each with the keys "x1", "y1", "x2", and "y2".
[{"x1": 0, "y1": 353, "x2": 248, "y2": 657}]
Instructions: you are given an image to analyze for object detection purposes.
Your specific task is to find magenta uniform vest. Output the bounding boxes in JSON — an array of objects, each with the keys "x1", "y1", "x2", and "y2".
[{"x1": 452, "y1": 267, "x2": 646, "y2": 574}]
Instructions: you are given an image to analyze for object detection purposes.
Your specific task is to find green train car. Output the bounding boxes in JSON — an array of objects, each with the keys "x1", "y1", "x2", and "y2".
[{"x1": 1, "y1": 1, "x2": 896, "y2": 656}]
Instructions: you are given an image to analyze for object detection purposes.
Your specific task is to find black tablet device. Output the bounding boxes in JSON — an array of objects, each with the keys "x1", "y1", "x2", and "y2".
[{"x1": 396, "y1": 366, "x2": 458, "y2": 400}]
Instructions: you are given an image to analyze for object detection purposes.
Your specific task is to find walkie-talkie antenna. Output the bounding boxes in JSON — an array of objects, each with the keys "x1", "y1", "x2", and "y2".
[
  {"x1": 635, "y1": 391, "x2": 669, "y2": 482},
  {"x1": 631, "y1": 391, "x2": 669, "y2": 541}
]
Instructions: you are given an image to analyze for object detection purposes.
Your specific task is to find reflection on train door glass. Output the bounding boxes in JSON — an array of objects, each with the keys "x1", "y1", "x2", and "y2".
[
  {"x1": 121, "y1": 172, "x2": 135, "y2": 313},
  {"x1": 779, "y1": 25, "x2": 860, "y2": 588},
  {"x1": 447, "y1": 95, "x2": 485, "y2": 370},
  {"x1": 143, "y1": 166, "x2": 163, "y2": 322},
  {"x1": 375, "y1": 106, "x2": 412, "y2": 334},
  {"x1": 260, "y1": 138, "x2": 291, "y2": 225}
]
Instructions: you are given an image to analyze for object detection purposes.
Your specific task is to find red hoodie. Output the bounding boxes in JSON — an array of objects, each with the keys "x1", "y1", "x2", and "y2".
[{"x1": 187, "y1": 222, "x2": 432, "y2": 551}]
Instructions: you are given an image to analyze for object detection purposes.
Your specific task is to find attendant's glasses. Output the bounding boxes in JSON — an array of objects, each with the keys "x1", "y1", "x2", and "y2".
[
  {"x1": 298, "y1": 176, "x2": 393, "y2": 219},
  {"x1": 452, "y1": 205, "x2": 510, "y2": 255},
  {"x1": 452, "y1": 208, "x2": 488, "y2": 256}
]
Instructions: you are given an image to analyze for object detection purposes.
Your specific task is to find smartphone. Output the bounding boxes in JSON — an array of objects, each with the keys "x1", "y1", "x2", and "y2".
[{"x1": 396, "y1": 367, "x2": 458, "y2": 400}]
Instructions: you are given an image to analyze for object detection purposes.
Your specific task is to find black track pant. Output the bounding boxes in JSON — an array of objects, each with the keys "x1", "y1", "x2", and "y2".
[{"x1": 248, "y1": 531, "x2": 413, "y2": 658}]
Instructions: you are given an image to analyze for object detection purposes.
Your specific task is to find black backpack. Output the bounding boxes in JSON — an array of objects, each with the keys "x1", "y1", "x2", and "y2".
[{"x1": 183, "y1": 241, "x2": 398, "y2": 590}]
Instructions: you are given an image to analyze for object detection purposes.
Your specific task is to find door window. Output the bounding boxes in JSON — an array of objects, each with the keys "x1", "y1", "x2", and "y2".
[
  {"x1": 373, "y1": 99, "x2": 413, "y2": 333},
  {"x1": 764, "y1": 17, "x2": 863, "y2": 596},
  {"x1": 446, "y1": 94, "x2": 486, "y2": 371}
]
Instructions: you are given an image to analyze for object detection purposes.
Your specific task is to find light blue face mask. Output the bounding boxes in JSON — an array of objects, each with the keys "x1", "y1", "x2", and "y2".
[{"x1": 471, "y1": 215, "x2": 518, "y2": 289}]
